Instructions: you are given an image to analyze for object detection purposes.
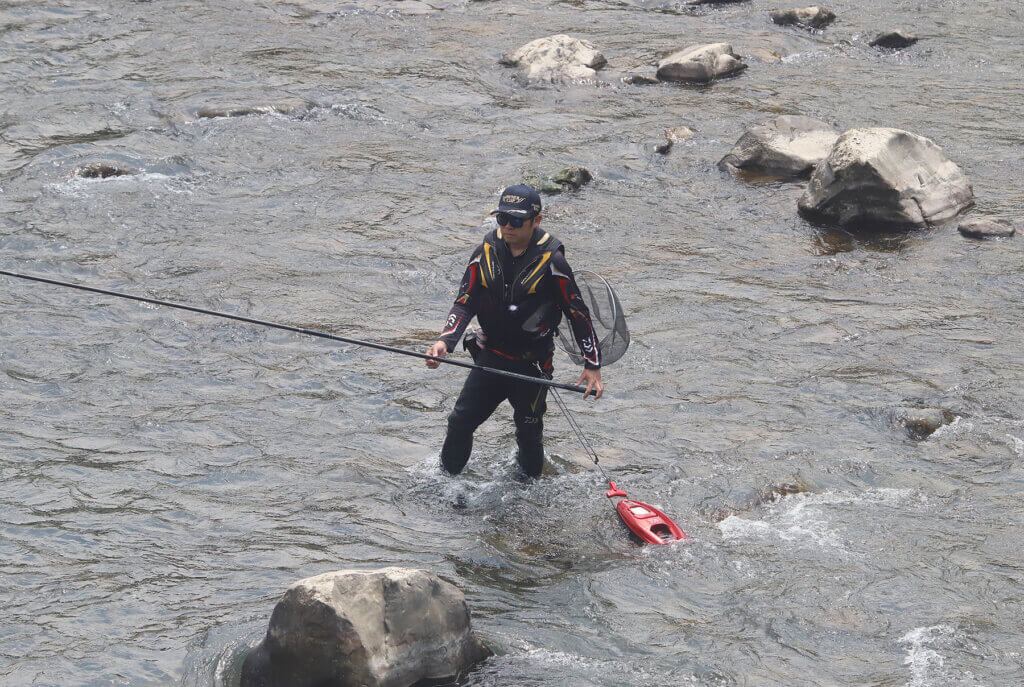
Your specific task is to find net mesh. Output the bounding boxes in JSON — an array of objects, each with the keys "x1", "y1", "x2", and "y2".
[{"x1": 557, "y1": 270, "x2": 630, "y2": 366}]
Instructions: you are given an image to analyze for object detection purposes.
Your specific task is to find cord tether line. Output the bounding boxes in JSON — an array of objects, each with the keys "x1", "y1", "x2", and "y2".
[{"x1": 0, "y1": 269, "x2": 590, "y2": 395}]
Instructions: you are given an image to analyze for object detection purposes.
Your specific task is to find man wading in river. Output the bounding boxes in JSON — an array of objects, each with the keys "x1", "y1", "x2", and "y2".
[{"x1": 426, "y1": 184, "x2": 603, "y2": 478}]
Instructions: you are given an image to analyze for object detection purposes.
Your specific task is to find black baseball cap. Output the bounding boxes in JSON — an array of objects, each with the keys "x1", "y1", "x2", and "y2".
[{"x1": 490, "y1": 184, "x2": 542, "y2": 218}]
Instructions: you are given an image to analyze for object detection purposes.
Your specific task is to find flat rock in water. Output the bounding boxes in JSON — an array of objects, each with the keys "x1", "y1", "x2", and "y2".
[
  {"x1": 747, "y1": 48, "x2": 784, "y2": 63},
  {"x1": 798, "y1": 128, "x2": 974, "y2": 229},
  {"x1": 194, "y1": 99, "x2": 313, "y2": 120},
  {"x1": 958, "y1": 218, "x2": 1016, "y2": 239},
  {"x1": 687, "y1": 0, "x2": 748, "y2": 4},
  {"x1": 893, "y1": 407, "x2": 954, "y2": 440},
  {"x1": 241, "y1": 568, "x2": 491, "y2": 687},
  {"x1": 719, "y1": 115, "x2": 838, "y2": 178},
  {"x1": 500, "y1": 35, "x2": 606, "y2": 83},
  {"x1": 769, "y1": 6, "x2": 836, "y2": 29},
  {"x1": 869, "y1": 30, "x2": 919, "y2": 49},
  {"x1": 621, "y1": 67, "x2": 660, "y2": 85},
  {"x1": 656, "y1": 43, "x2": 747, "y2": 84}
]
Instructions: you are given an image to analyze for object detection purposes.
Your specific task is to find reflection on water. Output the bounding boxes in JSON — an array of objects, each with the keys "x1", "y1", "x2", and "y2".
[{"x1": 2, "y1": 0, "x2": 1024, "y2": 685}]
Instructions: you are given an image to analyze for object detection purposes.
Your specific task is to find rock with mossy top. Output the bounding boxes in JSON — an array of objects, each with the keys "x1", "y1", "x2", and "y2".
[{"x1": 527, "y1": 166, "x2": 593, "y2": 194}]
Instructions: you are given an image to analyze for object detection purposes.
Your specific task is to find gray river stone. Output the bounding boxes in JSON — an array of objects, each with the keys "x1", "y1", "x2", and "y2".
[
  {"x1": 193, "y1": 100, "x2": 314, "y2": 120},
  {"x1": 769, "y1": 6, "x2": 836, "y2": 30},
  {"x1": 686, "y1": 0, "x2": 749, "y2": 4},
  {"x1": 958, "y1": 218, "x2": 1017, "y2": 239},
  {"x1": 500, "y1": 35, "x2": 607, "y2": 83},
  {"x1": 655, "y1": 125, "x2": 697, "y2": 154},
  {"x1": 869, "y1": 30, "x2": 919, "y2": 49},
  {"x1": 893, "y1": 407, "x2": 954, "y2": 440},
  {"x1": 719, "y1": 115, "x2": 838, "y2": 178},
  {"x1": 240, "y1": 568, "x2": 491, "y2": 687},
  {"x1": 656, "y1": 43, "x2": 747, "y2": 84},
  {"x1": 798, "y1": 128, "x2": 974, "y2": 228}
]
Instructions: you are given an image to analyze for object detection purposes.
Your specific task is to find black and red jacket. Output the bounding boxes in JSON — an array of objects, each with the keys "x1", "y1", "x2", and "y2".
[{"x1": 439, "y1": 227, "x2": 600, "y2": 369}]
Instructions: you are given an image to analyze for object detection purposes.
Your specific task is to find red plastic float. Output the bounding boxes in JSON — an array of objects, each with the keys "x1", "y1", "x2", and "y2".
[{"x1": 606, "y1": 482, "x2": 687, "y2": 545}]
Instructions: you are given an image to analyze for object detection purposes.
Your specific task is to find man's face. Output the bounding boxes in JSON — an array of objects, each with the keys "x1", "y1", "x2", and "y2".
[{"x1": 498, "y1": 213, "x2": 540, "y2": 243}]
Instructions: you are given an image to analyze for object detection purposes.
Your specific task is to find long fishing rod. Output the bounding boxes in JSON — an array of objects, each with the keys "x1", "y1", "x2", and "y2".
[{"x1": 0, "y1": 269, "x2": 589, "y2": 394}]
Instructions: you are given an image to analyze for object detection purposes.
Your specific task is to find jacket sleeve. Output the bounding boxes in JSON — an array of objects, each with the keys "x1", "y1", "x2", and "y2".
[
  {"x1": 439, "y1": 245, "x2": 484, "y2": 350},
  {"x1": 549, "y1": 251, "x2": 601, "y2": 369}
]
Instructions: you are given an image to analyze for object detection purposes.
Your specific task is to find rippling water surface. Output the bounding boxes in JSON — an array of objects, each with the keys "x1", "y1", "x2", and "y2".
[{"x1": 2, "y1": 0, "x2": 1023, "y2": 685}]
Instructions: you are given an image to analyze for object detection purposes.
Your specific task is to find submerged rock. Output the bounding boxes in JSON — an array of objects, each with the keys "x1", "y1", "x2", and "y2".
[
  {"x1": 869, "y1": 30, "x2": 919, "y2": 49},
  {"x1": 686, "y1": 0, "x2": 749, "y2": 4},
  {"x1": 500, "y1": 35, "x2": 607, "y2": 83},
  {"x1": 958, "y1": 218, "x2": 1016, "y2": 239},
  {"x1": 719, "y1": 115, "x2": 838, "y2": 178},
  {"x1": 241, "y1": 568, "x2": 490, "y2": 687},
  {"x1": 194, "y1": 99, "x2": 313, "y2": 119},
  {"x1": 769, "y1": 6, "x2": 836, "y2": 30},
  {"x1": 76, "y1": 163, "x2": 134, "y2": 179},
  {"x1": 655, "y1": 126, "x2": 696, "y2": 154},
  {"x1": 798, "y1": 128, "x2": 974, "y2": 229},
  {"x1": 656, "y1": 43, "x2": 747, "y2": 84},
  {"x1": 747, "y1": 48, "x2": 784, "y2": 63},
  {"x1": 621, "y1": 67, "x2": 660, "y2": 85},
  {"x1": 893, "y1": 407, "x2": 954, "y2": 440},
  {"x1": 700, "y1": 480, "x2": 811, "y2": 521}
]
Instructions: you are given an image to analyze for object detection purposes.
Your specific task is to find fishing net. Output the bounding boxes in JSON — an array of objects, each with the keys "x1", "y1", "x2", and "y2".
[{"x1": 557, "y1": 270, "x2": 630, "y2": 366}]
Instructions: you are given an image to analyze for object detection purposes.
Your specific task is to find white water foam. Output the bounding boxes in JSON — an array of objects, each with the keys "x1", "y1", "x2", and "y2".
[
  {"x1": 717, "y1": 488, "x2": 921, "y2": 550},
  {"x1": 930, "y1": 416, "x2": 972, "y2": 440},
  {"x1": 49, "y1": 172, "x2": 185, "y2": 199},
  {"x1": 898, "y1": 625, "x2": 955, "y2": 687},
  {"x1": 1006, "y1": 434, "x2": 1024, "y2": 458}
]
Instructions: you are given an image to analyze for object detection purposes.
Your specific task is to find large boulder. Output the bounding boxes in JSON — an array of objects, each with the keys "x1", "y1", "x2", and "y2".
[
  {"x1": 798, "y1": 128, "x2": 974, "y2": 228},
  {"x1": 656, "y1": 43, "x2": 747, "y2": 84},
  {"x1": 241, "y1": 568, "x2": 491, "y2": 687},
  {"x1": 719, "y1": 115, "x2": 838, "y2": 177},
  {"x1": 769, "y1": 6, "x2": 836, "y2": 30},
  {"x1": 500, "y1": 35, "x2": 606, "y2": 83}
]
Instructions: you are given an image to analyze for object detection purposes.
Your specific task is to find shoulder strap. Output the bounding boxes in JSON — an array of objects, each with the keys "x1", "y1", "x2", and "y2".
[{"x1": 479, "y1": 229, "x2": 506, "y2": 291}]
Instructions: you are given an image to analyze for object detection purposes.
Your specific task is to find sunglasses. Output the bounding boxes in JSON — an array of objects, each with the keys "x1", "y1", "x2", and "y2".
[{"x1": 495, "y1": 213, "x2": 534, "y2": 228}]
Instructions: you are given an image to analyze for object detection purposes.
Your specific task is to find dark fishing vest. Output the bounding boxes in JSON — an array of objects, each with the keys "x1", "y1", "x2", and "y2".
[{"x1": 475, "y1": 227, "x2": 565, "y2": 359}]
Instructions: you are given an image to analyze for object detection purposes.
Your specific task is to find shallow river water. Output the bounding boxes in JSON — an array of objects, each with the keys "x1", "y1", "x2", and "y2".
[{"x1": 2, "y1": 0, "x2": 1023, "y2": 685}]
